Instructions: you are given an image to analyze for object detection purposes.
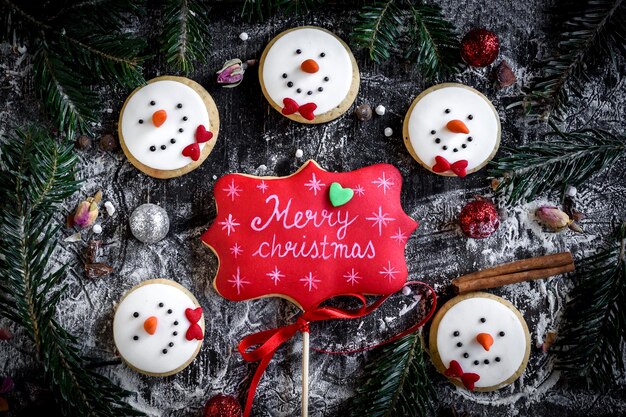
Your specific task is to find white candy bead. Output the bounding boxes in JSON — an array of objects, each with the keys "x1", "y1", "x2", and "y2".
[
  {"x1": 239, "y1": 32, "x2": 249, "y2": 41},
  {"x1": 384, "y1": 127, "x2": 393, "y2": 137},
  {"x1": 92, "y1": 224, "x2": 103, "y2": 234},
  {"x1": 565, "y1": 185, "x2": 577, "y2": 197},
  {"x1": 401, "y1": 286, "x2": 412, "y2": 296},
  {"x1": 295, "y1": 149, "x2": 304, "y2": 158},
  {"x1": 375, "y1": 105, "x2": 386, "y2": 116},
  {"x1": 104, "y1": 201, "x2": 116, "y2": 216}
]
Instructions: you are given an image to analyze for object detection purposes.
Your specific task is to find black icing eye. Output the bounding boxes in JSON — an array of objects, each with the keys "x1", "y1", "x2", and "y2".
[
  {"x1": 473, "y1": 360, "x2": 479, "y2": 365},
  {"x1": 444, "y1": 108, "x2": 451, "y2": 114},
  {"x1": 296, "y1": 88, "x2": 302, "y2": 93},
  {"x1": 442, "y1": 146, "x2": 448, "y2": 150},
  {"x1": 282, "y1": 73, "x2": 288, "y2": 79},
  {"x1": 158, "y1": 303, "x2": 164, "y2": 307},
  {"x1": 150, "y1": 146, "x2": 156, "y2": 152},
  {"x1": 170, "y1": 138, "x2": 176, "y2": 144},
  {"x1": 318, "y1": 87, "x2": 323, "y2": 92},
  {"x1": 320, "y1": 52, "x2": 326, "y2": 58},
  {"x1": 176, "y1": 103, "x2": 182, "y2": 109},
  {"x1": 160, "y1": 145, "x2": 167, "y2": 150},
  {"x1": 435, "y1": 138, "x2": 441, "y2": 143},
  {"x1": 499, "y1": 331, "x2": 505, "y2": 337},
  {"x1": 167, "y1": 309, "x2": 172, "y2": 314},
  {"x1": 133, "y1": 335, "x2": 139, "y2": 341},
  {"x1": 467, "y1": 137, "x2": 473, "y2": 142},
  {"x1": 468, "y1": 114, "x2": 473, "y2": 120},
  {"x1": 182, "y1": 116, "x2": 188, "y2": 121},
  {"x1": 456, "y1": 342, "x2": 463, "y2": 347},
  {"x1": 480, "y1": 317, "x2": 486, "y2": 323},
  {"x1": 296, "y1": 49, "x2": 302, "y2": 54},
  {"x1": 324, "y1": 76, "x2": 329, "y2": 82},
  {"x1": 463, "y1": 353, "x2": 469, "y2": 358},
  {"x1": 178, "y1": 128, "x2": 184, "y2": 133},
  {"x1": 150, "y1": 101, "x2": 156, "y2": 106},
  {"x1": 133, "y1": 312, "x2": 139, "y2": 318},
  {"x1": 495, "y1": 357, "x2": 501, "y2": 362},
  {"x1": 138, "y1": 119, "x2": 144, "y2": 124}
]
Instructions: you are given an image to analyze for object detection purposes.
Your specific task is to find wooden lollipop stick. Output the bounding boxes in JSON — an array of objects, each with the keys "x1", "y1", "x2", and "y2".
[{"x1": 302, "y1": 331, "x2": 309, "y2": 417}]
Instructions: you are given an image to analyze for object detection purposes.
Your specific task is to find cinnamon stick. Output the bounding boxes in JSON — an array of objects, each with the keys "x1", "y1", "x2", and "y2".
[
  {"x1": 454, "y1": 252, "x2": 573, "y2": 284},
  {"x1": 453, "y1": 263, "x2": 575, "y2": 294}
]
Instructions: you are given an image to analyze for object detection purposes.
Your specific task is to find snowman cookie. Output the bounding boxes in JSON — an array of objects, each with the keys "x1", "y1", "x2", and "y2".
[
  {"x1": 429, "y1": 292, "x2": 530, "y2": 391},
  {"x1": 118, "y1": 76, "x2": 219, "y2": 179},
  {"x1": 113, "y1": 279, "x2": 205, "y2": 376},
  {"x1": 259, "y1": 26, "x2": 360, "y2": 124},
  {"x1": 403, "y1": 83, "x2": 501, "y2": 177}
]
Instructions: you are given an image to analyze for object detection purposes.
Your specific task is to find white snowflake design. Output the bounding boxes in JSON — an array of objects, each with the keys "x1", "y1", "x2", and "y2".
[
  {"x1": 299, "y1": 272, "x2": 321, "y2": 292},
  {"x1": 390, "y1": 228, "x2": 408, "y2": 245},
  {"x1": 344, "y1": 268, "x2": 361, "y2": 286},
  {"x1": 228, "y1": 267, "x2": 250, "y2": 295},
  {"x1": 223, "y1": 179, "x2": 242, "y2": 201},
  {"x1": 353, "y1": 184, "x2": 365, "y2": 196},
  {"x1": 256, "y1": 180, "x2": 269, "y2": 194},
  {"x1": 266, "y1": 266, "x2": 285, "y2": 285},
  {"x1": 304, "y1": 172, "x2": 326, "y2": 196},
  {"x1": 366, "y1": 206, "x2": 396, "y2": 235},
  {"x1": 379, "y1": 261, "x2": 399, "y2": 282},
  {"x1": 371, "y1": 172, "x2": 395, "y2": 195},
  {"x1": 230, "y1": 243, "x2": 243, "y2": 258},
  {"x1": 219, "y1": 214, "x2": 240, "y2": 236}
]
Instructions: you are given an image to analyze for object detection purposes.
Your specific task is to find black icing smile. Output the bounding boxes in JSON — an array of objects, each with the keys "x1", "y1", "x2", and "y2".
[
  {"x1": 430, "y1": 108, "x2": 475, "y2": 153},
  {"x1": 137, "y1": 100, "x2": 189, "y2": 152},
  {"x1": 282, "y1": 72, "x2": 330, "y2": 97},
  {"x1": 130, "y1": 301, "x2": 181, "y2": 354}
]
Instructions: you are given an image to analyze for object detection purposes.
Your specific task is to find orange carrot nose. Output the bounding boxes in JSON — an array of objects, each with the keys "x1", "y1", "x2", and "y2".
[
  {"x1": 143, "y1": 316, "x2": 158, "y2": 335},
  {"x1": 301, "y1": 59, "x2": 319, "y2": 74},
  {"x1": 152, "y1": 110, "x2": 167, "y2": 127},
  {"x1": 446, "y1": 119, "x2": 470, "y2": 134},
  {"x1": 476, "y1": 333, "x2": 494, "y2": 351}
]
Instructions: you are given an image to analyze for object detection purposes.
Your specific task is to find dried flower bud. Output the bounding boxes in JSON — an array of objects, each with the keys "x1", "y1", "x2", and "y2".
[
  {"x1": 216, "y1": 58, "x2": 256, "y2": 88},
  {"x1": 535, "y1": 206, "x2": 572, "y2": 231}
]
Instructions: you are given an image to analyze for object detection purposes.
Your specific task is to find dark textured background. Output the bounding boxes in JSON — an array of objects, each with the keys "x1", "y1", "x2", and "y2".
[{"x1": 1, "y1": 1, "x2": 626, "y2": 416}]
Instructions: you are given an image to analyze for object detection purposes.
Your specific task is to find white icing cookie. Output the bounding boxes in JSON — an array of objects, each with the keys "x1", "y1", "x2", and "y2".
[
  {"x1": 119, "y1": 76, "x2": 219, "y2": 179},
  {"x1": 259, "y1": 26, "x2": 359, "y2": 124},
  {"x1": 113, "y1": 279, "x2": 204, "y2": 376},
  {"x1": 429, "y1": 292, "x2": 530, "y2": 391},
  {"x1": 403, "y1": 83, "x2": 501, "y2": 177}
]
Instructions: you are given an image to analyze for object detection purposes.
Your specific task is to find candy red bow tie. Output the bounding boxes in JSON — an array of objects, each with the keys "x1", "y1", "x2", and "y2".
[
  {"x1": 182, "y1": 125, "x2": 213, "y2": 161},
  {"x1": 444, "y1": 360, "x2": 480, "y2": 390},
  {"x1": 184, "y1": 307, "x2": 204, "y2": 341},
  {"x1": 432, "y1": 155, "x2": 469, "y2": 178},
  {"x1": 282, "y1": 98, "x2": 317, "y2": 121}
]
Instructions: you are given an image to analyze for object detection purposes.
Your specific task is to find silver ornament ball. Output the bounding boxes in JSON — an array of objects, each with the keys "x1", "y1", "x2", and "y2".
[{"x1": 129, "y1": 203, "x2": 170, "y2": 244}]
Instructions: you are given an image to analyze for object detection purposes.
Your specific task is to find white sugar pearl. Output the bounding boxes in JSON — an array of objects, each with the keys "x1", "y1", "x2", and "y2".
[
  {"x1": 375, "y1": 105, "x2": 386, "y2": 116},
  {"x1": 565, "y1": 185, "x2": 577, "y2": 197},
  {"x1": 239, "y1": 32, "x2": 249, "y2": 41},
  {"x1": 92, "y1": 224, "x2": 103, "y2": 234},
  {"x1": 384, "y1": 127, "x2": 393, "y2": 137},
  {"x1": 401, "y1": 286, "x2": 412, "y2": 296},
  {"x1": 212, "y1": 175, "x2": 218, "y2": 180},
  {"x1": 295, "y1": 149, "x2": 304, "y2": 158},
  {"x1": 104, "y1": 201, "x2": 116, "y2": 216}
]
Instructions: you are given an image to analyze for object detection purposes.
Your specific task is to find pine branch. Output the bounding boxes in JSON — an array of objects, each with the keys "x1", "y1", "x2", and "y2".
[
  {"x1": 0, "y1": 128, "x2": 143, "y2": 417},
  {"x1": 405, "y1": 3, "x2": 461, "y2": 79},
  {"x1": 241, "y1": 0, "x2": 324, "y2": 21},
  {"x1": 553, "y1": 222, "x2": 626, "y2": 389},
  {"x1": 162, "y1": 0, "x2": 213, "y2": 74},
  {"x1": 489, "y1": 124, "x2": 626, "y2": 205},
  {"x1": 352, "y1": 0, "x2": 403, "y2": 63},
  {"x1": 351, "y1": 333, "x2": 438, "y2": 417},
  {"x1": 513, "y1": 0, "x2": 626, "y2": 121}
]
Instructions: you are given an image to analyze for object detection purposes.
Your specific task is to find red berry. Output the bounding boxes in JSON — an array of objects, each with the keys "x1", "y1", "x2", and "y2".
[
  {"x1": 204, "y1": 394, "x2": 242, "y2": 417},
  {"x1": 461, "y1": 28, "x2": 500, "y2": 67},
  {"x1": 459, "y1": 199, "x2": 500, "y2": 239}
]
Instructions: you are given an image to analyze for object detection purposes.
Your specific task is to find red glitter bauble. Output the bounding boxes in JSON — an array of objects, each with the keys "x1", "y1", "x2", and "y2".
[
  {"x1": 459, "y1": 199, "x2": 500, "y2": 239},
  {"x1": 461, "y1": 28, "x2": 500, "y2": 67},
  {"x1": 204, "y1": 394, "x2": 242, "y2": 417}
]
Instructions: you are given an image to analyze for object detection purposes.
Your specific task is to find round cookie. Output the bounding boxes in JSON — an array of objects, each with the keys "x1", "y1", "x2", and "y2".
[
  {"x1": 118, "y1": 76, "x2": 219, "y2": 179},
  {"x1": 403, "y1": 83, "x2": 500, "y2": 177},
  {"x1": 429, "y1": 292, "x2": 530, "y2": 391},
  {"x1": 259, "y1": 26, "x2": 360, "y2": 124},
  {"x1": 113, "y1": 279, "x2": 205, "y2": 376}
]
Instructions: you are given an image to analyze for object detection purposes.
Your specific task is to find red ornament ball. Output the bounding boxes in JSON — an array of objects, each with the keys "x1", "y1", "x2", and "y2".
[
  {"x1": 204, "y1": 394, "x2": 242, "y2": 417},
  {"x1": 461, "y1": 28, "x2": 500, "y2": 67},
  {"x1": 459, "y1": 199, "x2": 500, "y2": 239}
]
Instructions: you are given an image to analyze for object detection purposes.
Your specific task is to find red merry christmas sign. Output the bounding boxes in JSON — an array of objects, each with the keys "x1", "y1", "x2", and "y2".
[{"x1": 201, "y1": 160, "x2": 418, "y2": 311}]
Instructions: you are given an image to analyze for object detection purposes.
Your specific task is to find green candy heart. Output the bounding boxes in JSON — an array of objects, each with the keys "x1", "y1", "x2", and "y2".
[{"x1": 329, "y1": 182, "x2": 354, "y2": 207}]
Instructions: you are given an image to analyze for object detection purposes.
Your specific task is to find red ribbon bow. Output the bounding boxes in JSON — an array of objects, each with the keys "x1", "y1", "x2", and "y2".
[
  {"x1": 184, "y1": 307, "x2": 204, "y2": 341},
  {"x1": 282, "y1": 98, "x2": 317, "y2": 121},
  {"x1": 237, "y1": 282, "x2": 437, "y2": 417},
  {"x1": 182, "y1": 125, "x2": 213, "y2": 161},
  {"x1": 432, "y1": 155, "x2": 469, "y2": 178},
  {"x1": 444, "y1": 360, "x2": 480, "y2": 390}
]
